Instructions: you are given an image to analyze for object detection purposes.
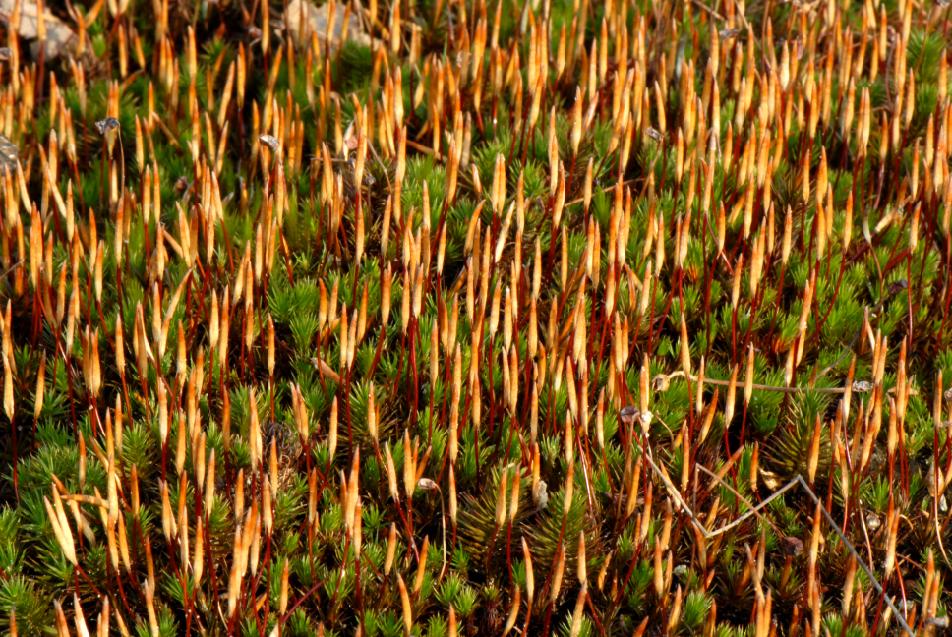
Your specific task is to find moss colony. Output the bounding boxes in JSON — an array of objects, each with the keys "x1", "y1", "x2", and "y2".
[{"x1": 0, "y1": 0, "x2": 951, "y2": 633}]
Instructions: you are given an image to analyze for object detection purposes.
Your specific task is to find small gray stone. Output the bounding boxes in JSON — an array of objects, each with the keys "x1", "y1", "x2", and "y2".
[
  {"x1": 0, "y1": 0, "x2": 77, "y2": 59},
  {"x1": 284, "y1": 0, "x2": 374, "y2": 54},
  {"x1": 0, "y1": 135, "x2": 18, "y2": 173}
]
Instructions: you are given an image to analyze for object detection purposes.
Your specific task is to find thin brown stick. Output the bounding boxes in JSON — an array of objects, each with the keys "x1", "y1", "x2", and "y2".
[{"x1": 642, "y1": 434, "x2": 915, "y2": 635}]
